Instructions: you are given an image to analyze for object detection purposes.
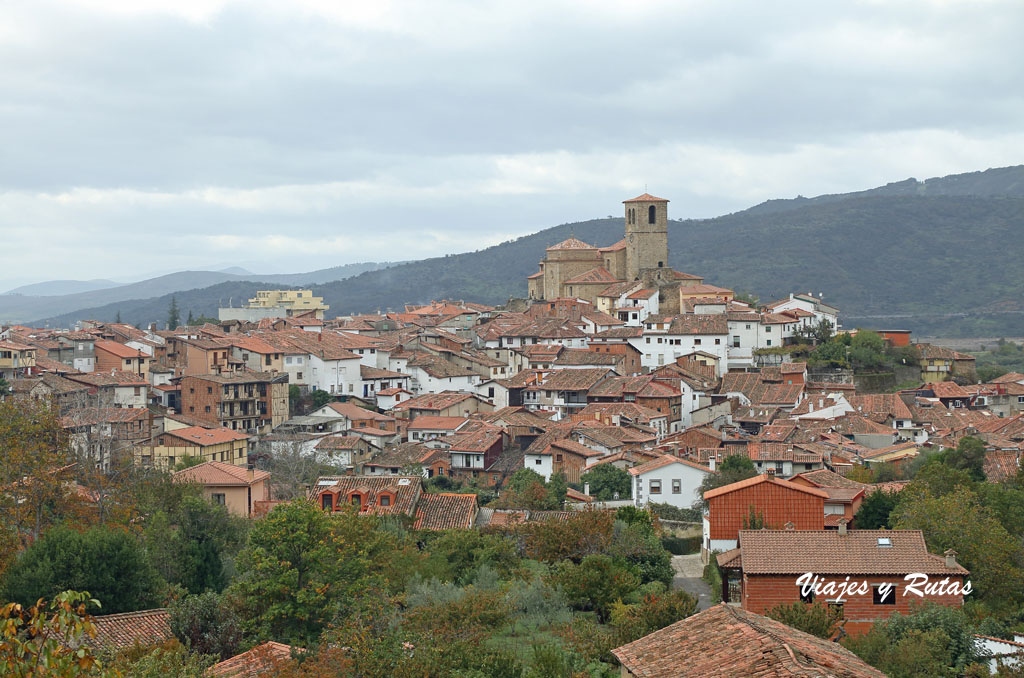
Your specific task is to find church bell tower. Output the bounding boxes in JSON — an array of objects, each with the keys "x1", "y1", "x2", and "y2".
[{"x1": 623, "y1": 193, "x2": 669, "y2": 280}]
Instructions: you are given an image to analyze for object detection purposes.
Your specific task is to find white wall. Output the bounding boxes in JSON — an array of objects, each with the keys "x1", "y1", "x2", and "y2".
[
  {"x1": 633, "y1": 461, "x2": 709, "y2": 509},
  {"x1": 524, "y1": 453, "x2": 553, "y2": 482}
]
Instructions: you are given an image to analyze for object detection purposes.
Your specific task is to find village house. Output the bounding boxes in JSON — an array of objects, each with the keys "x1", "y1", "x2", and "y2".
[
  {"x1": 93, "y1": 340, "x2": 152, "y2": 378},
  {"x1": 178, "y1": 371, "x2": 289, "y2": 434},
  {"x1": 629, "y1": 454, "x2": 712, "y2": 509},
  {"x1": 173, "y1": 461, "x2": 271, "y2": 517},
  {"x1": 309, "y1": 475, "x2": 478, "y2": 530},
  {"x1": 0, "y1": 340, "x2": 37, "y2": 380},
  {"x1": 702, "y1": 474, "x2": 827, "y2": 559},
  {"x1": 142, "y1": 425, "x2": 251, "y2": 469},
  {"x1": 65, "y1": 370, "x2": 150, "y2": 409},
  {"x1": 717, "y1": 528, "x2": 969, "y2": 636}
]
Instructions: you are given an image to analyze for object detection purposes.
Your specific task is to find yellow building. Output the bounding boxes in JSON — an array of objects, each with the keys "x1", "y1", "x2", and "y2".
[
  {"x1": 248, "y1": 290, "x2": 329, "y2": 319},
  {"x1": 0, "y1": 340, "x2": 36, "y2": 379},
  {"x1": 140, "y1": 425, "x2": 251, "y2": 470}
]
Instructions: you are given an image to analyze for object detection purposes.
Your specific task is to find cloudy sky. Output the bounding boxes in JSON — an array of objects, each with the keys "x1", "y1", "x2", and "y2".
[{"x1": 1, "y1": 0, "x2": 1022, "y2": 289}]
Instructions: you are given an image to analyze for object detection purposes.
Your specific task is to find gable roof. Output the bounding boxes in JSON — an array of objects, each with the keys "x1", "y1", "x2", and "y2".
[
  {"x1": 737, "y1": 529, "x2": 968, "y2": 576},
  {"x1": 413, "y1": 492, "x2": 478, "y2": 530},
  {"x1": 628, "y1": 454, "x2": 712, "y2": 476},
  {"x1": 173, "y1": 461, "x2": 269, "y2": 486},
  {"x1": 611, "y1": 603, "x2": 885, "y2": 678},
  {"x1": 161, "y1": 426, "x2": 250, "y2": 447},
  {"x1": 88, "y1": 609, "x2": 172, "y2": 651},
  {"x1": 547, "y1": 236, "x2": 597, "y2": 251},
  {"x1": 208, "y1": 641, "x2": 296, "y2": 678},
  {"x1": 703, "y1": 473, "x2": 829, "y2": 501}
]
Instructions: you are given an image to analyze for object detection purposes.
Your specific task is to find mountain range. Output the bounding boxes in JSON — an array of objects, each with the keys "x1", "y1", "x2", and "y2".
[{"x1": 24, "y1": 165, "x2": 1024, "y2": 337}]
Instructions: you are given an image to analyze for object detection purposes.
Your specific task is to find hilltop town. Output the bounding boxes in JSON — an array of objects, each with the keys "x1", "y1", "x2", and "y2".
[{"x1": 2, "y1": 195, "x2": 1024, "y2": 677}]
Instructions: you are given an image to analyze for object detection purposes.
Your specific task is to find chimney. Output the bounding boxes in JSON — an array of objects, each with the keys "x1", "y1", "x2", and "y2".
[
  {"x1": 784, "y1": 521, "x2": 794, "y2": 531},
  {"x1": 838, "y1": 518, "x2": 848, "y2": 535},
  {"x1": 944, "y1": 549, "x2": 958, "y2": 568}
]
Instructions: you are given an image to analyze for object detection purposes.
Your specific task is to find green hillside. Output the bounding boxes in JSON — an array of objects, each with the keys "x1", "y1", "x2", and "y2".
[{"x1": 33, "y1": 167, "x2": 1024, "y2": 336}]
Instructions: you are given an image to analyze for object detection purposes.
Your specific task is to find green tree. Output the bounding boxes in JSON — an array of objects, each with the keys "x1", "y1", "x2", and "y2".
[
  {"x1": 186, "y1": 310, "x2": 195, "y2": 325},
  {"x1": 581, "y1": 465, "x2": 632, "y2": 501},
  {"x1": 549, "y1": 555, "x2": 640, "y2": 623},
  {"x1": 494, "y1": 468, "x2": 563, "y2": 510},
  {"x1": 3, "y1": 525, "x2": 162, "y2": 614},
  {"x1": 607, "y1": 520, "x2": 673, "y2": 586},
  {"x1": 0, "y1": 591, "x2": 119, "y2": 678},
  {"x1": 695, "y1": 454, "x2": 757, "y2": 511},
  {"x1": 114, "y1": 643, "x2": 216, "y2": 678},
  {"x1": 0, "y1": 375, "x2": 10, "y2": 396},
  {"x1": 167, "y1": 296, "x2": 180, "y2": 330},
  {"x1": 168, "y1": 592, "x2": 242, "y2": 660},
  {"x1": 546, "y1": 471, "x2": 568, "y2": 508},
  {"x1": 849, "y1": 330, "x2": 887, "y2": 371},
  {"x1": 943, "y1": 436, "x2": 987, "y2": 482},
  {"x1": 854, "y1": 488, "x2": 900, "y2": 529},
  {"x1": 765, "y1": 601, "x2": 843, "y2": 639},
  {"x1": 609, "y1": 588, "x2": 697, "y2": 645},
  {"x1": 311, "y1": 389, "x2": 333, "y2": 410},
  {"x1": 288, "y1": 384, "x2": 302, "y2": 416},
  {"x1": 890, "y1": 485, "x2": 1024, "y2": 606}
]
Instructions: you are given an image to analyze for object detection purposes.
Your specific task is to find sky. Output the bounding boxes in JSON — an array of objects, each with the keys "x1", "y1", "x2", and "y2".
[{"x1": 1, "y1": 0, "x2": 1022, "y2": 290}]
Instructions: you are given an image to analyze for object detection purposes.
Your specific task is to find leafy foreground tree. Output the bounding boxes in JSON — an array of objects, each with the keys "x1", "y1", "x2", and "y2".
[
  {"x1": 581, "y1": 464, "x2": 632, "y2": 500},
  {"x1": 3, "y1": 525, "x2": 161, "y2": 614},
  {"x1": 0, "y1": 591, "x2": 118, "y2": 678},
  {"x1": 853, "y1": 487, "x2": 901, "y2": 529},
  {"x1": 168, "y1": 592, "x2": 242, "y2": 661},
  {"x1": 493, "y1": 468, "x2": 568, "y2": 510}
]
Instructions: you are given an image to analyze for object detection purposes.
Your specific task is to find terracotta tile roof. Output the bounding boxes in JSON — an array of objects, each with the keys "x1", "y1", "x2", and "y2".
[
  {"x1": 208, "y1": 641, "x2": 295, "y2": 677},
  {"x1": 547, "y1": 438, "x2": 603, "y2": 458},
  {"x1": 928, "y1": 380, "x2": 972, "y2": 398},
  {"x1": 704, "y1": 474, "x2": 829, "y2": 500},
  {"x1": 324, "y1": 401, "x2": 396, "y2": 422},
  {"x1": 407, "y1": 415, "x2": 469, "y2": 431},
  {"x1": 413, "y1": 492, "x2": 478, "y2": 530},
  {"x1": 61, "y1": 407, "x2": 149, "y2": 428},
  {"x1": 376, "y1": 387, "x2": 412, "y2": 396},
  {"x1": 598, "y1": 238, "x2": 626, "y2": 252},
  {"x1": 162, "y1": 426, "x2": 250, "y2": 446},
  {"x1": 591, "y1": 326, "x2": 643, "y2": 339},
  {"x1": 611, "y1": 603, "x2": 885, "y2": 678},
  {"x1": 991, "y1": 372, "x2": 1024, "y2": 384},
  {"x1": 737, "y1": 529, "x2": 969, "y2": 576},
  {"x1": 528, "y1": 367, "x2": 610, "y2": 392},
  {"x1": 66, "y1": 370, "x2": 148, "y2": 387},
  {"x1": 861, "y1": 440, "x2": 919, "y2": 460},
  {"x1": 173, "y1": 461, "x2": 269, "y2": 486},
  {"x1": 564, "y1": 266, "x2": 619, "y2": 284},
  {"x1": 315, "y1": 435, "x2": 365, "y2": 450},
  {"x1": 449, "y1": 425, "x2": 504, "y2": 452},
  {"x1": 360, "y1": 365, "x2": 407, "y2": 380},
  {"x1": 665, "y1": 314, "x2": 728, "y2": 335},
  {"x1": 849, "y1": 394, "x2": 913, "y2": 421},
  {"x1": 88, "y1": 609, "x2": 172, "y2": 651},
  {"x1": 628, "y1": 454, "x2": 711, "y2": 476},
  {"x1": 623, "y1": 193, "x2": 669, "y2": 202},
  {"x1": 552, "y1": 349, "x2": 621, "y2": 367},
  {"x1": 546, "y1": 236, "x2": 597, "y2": 251},
  {"x1": 984, "y1": 450, "x2": 1021, "y2": 482},
  {"x1": 598, "y1": 281, "x2": 642, "y2": 298},
  {"x1": 673, "y1": 270, "x2": 703, "y2": 280},
  {"x1": 791, "y1": 468, "x2": 870, "y2": 490},
  {"x1": 311, "y1": 475, "x2": 421, "y2": 516},
  {"x1": 393, "y1": 391, "x2": 478, "y2": 412}
]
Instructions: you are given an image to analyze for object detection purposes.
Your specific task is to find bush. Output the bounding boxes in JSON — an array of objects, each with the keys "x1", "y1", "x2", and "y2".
[
  {"x1": 648, "y1": 503, "x2": 701, "y2": 523},
  {"x1": 702, "y1": 554, "x2": 722, "y2": 604},
  {"x1": 168, "y1": 592, "x2": 242, "y2": 660},
  {"x1": 661, "y1": 535, "x2": 701, "y2": 555},
  {"x1": 765, "y1": 601, "x2": 843, "y2": 639}
]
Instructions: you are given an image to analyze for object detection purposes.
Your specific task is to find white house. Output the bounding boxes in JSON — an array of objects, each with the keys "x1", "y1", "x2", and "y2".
[
  {"x1": 628, "y1": 315, "x2": 729, "y2": 375},
  {"x1": 764, "y1": 293, "x2": 840, "y2": 331},
  {"x1": 629, "y1": 454, "x2": 712, "y2": 509}
]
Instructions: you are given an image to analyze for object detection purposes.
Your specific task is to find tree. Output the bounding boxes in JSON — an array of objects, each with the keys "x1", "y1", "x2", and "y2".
[
  {"x1": 3, "y1": 525, "x2": 162, "y2": 614},
  {"x1": 549, "y1": 555, "x2": 641, "y2": 623},
  {"x1": 288, "y1": 384, "x2": 301, "y2": 416},
  {"x1": 493, "y1": 468, "x2": 563, "y2": 510},
  {"x1": 0, "y1": 591, "x2": 119, "y2": 678},
  {"x1": 0, "y1": 375, "x2": 10, "y2": 397},
  {"x1": 610, "y1": 589, "x2": 697, "y2": 645},
  {"x1": 854, "y1": 488, "x2": 900, "y2": 529},
  {"x1": 186, "y1": 310, "x2": 194, "y2": 325},
  {"x1": 167, "y1": 296, "x2": 180, "y2": 330},
  {"x1": 310, "y1": 389, "x2": 333, "y2": 410},
  {"x1": 115, "y1": 310, "x2": 121, "y2": 323},
  {"x1": 765, "y1": 601, "x2": 843, "y2": 639},
  {"x1": 943, "y1": 436, "x2": 987, "y2": 482},
  {"x1": 848, "y1": 330, "x2": 887, "y2": 372},
  {"x1": 168, "y1": 592, "x2": 242, "y2": 660},
  {"x1": 694, "y1": 454, "x2": 757, "y2": 511},
  {"x1": 0, "y1": 398, "x2": 73, "y2": 551},
  {"x1": 889, "y1": 485, "x2": 1024, "y2": 606},
  {"x1": 581, "y1": 465, "x2": 631, "y2": 501}
]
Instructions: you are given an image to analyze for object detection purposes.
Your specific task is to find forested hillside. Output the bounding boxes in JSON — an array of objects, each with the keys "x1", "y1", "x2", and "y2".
[{"x1": 34, "y1": 167, "x2": 1024, "y2": 336}]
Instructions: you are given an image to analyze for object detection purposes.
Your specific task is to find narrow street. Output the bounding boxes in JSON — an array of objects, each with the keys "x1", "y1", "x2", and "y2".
[{"x1": 671, "y1": 554, "x2": 713, "y2": 610}]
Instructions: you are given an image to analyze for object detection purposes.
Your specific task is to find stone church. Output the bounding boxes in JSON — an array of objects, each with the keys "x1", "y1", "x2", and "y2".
[{"x1": 526, "y1": 193, "x2": 702, "y2": 314}]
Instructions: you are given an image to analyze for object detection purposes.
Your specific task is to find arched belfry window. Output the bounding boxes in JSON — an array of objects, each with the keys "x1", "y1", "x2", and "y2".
[{"x1": 648, "y1": 205, "x2": 656, "y2": 224}]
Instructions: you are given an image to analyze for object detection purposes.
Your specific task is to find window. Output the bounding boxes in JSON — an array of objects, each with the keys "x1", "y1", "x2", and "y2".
[
  {"x1": 380, "y1": 495, "x2": 391, "y2": 507},
  {"x1": 648, "y1": 205, "x2": 656, "y2": 224},
  {"x1": 799, "y1": 587, "x2": 814, "y2": 603},
  {"x1": 297, "y1": 372, "x2": 303, "y2": 380},
  {"x1": 766, "y1": 340, "x2": 772, "y2": 346},
  {"x1": 646, "y1": 337, "x2": 651, "y2": 344},
  {"x1": 694, "y1": 339, "x2": 701, "y2": 345},
  {"x1": 827, "y1": 601, "x2": 844, "y2": 616},
  {"x1": 207, "y1": 386, "x2": 213, "y2": 394},
  {"x1": 1019, "y1": 396, "x2": 1024, "y2": 404},
  {"x1": 649, "y1": 479, "x2": 662, "y2": 494},
  {"x1": 733, "y1": 336, "x2": 740, "y2": 348},
  {"x1": 765, "y1": 326, "x2": 772, "y2": 332},
  {"x1": 212, "y1": 493, "x2": 226, "y2": 505},
  {"x1": 134, "y1": 386, "x2": 141, "y2": 395},
  {"x1": 535, "y1": 458, "x2": 542, "y2": 465},
  {"x1": 745, "y1": 324, "x2": 751, "y2": 330},
  {"x1": 321, "y1": 494, "x2": 334, "y2": 511},
  {"x1": 873, "y1": 585, "x2": 896, "y2": 605},
  {"x1": 671, "y1": 479, "x2": 681, "y2": 494},
  {"x1": 715, "y1": 338, "x2": 721, "y2": 345},
  {"x1": 205, "y1": 405, "x2": 211, "y2": 413}
]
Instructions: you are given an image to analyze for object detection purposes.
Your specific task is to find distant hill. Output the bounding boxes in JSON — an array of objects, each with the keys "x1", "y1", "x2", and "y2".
[
  {"x1": 3, "y1": 279, "x2": 124, "y2": 297},
  {"x1": 2, "y1": 261, "x2": 396, "y2": 324},
  {"x1": 31, "y1": 166, "x2": 1024, "y2": 337}
]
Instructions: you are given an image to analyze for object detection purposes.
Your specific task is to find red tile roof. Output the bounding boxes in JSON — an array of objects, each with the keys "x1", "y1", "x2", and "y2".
[
  {"x1": 88, "y1": 609, "x2": 172, "y2": 651},
  {"x1": 162, "y1": 426, "x2": 250, "y2": 447},
  {"x1": 208, "y1": 641, "x2": 295, "y2": 677},
  {"x1": 173, "y1": 461, "x2": 269, "y2": 486},
  {"x1": 628, "y1": 454, "x2": 712, "y2": 476},
  {"x1": 622, "y1": 193, "x2": 669, "y2": 202},
  {"x1": 413, "y1": 492, "x2": 478, "y2": 530},
  {"x1": 611, "y1": 603, "x2": 885, "y2": 678},
  {"x1": 563, "y1": 266, "x2": 619, "y2": 284},
  {"x1": 407, "y1": 415, "x2": 469, "y2": 431},
  {"x1": 546, "y1": 236, "x2": 597, "y2": 250},
  {"x1": 737, "y1": 529, "x2": 969, "y2": 576},
  {"x1": 703, "y1": 473, "x2": 829, "y2": 500}
]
